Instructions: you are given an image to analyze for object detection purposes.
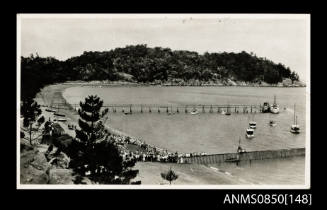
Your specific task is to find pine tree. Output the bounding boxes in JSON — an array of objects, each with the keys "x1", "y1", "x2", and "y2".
[
  {"x1": 161, "y1": 167, "x2": 179, "y2": 185},
  {"x1": 20, "y1": 98, "x2": 42, "y2": 145},
  {"x1": 69, "y1": 95, "x2": 139, "y2": 184}
]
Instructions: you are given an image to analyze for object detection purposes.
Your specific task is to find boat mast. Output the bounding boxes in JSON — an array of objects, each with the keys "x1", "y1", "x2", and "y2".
[{"x1": 294, "y1": 104, "x2": 296, "y2": 124}]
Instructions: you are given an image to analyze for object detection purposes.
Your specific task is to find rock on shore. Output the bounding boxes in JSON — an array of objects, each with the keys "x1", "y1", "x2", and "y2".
[{"x1": 20, "y1": 142, "x2": 92, "y2": 185}]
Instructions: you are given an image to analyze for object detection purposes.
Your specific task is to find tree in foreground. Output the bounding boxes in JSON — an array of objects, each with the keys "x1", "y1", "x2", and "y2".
[
  {"x1": 68, "y1": 95, "x2": 139, "y2": 184},
  {"x1": 20, "y1": 98, "x2": 42, "y2": 145},
  {"x1": 161, "y1": 167, "x2": 179, "y2": 185}
]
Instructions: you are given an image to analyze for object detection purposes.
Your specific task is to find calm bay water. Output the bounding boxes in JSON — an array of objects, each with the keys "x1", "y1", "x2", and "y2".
[
  {"x1": 63, "y1": 86, "x2": 307, "y2": 154},
  {"x1": 63, "y1": 86, "x2": 308, "y2": 185}
]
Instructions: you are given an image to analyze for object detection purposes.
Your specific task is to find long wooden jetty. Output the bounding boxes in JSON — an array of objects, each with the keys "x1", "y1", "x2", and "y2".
[
  {"x1": 179, "y1": 148, "x2": 305, "y2": 164},
  {"x1": 47, "y1": 103, "x2": 268, "y2": 114}
]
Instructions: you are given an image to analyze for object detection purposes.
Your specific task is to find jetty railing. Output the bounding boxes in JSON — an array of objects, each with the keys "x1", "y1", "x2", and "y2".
[{"x1": 45, "y1": 103, "x2": 267, "y2": 114}]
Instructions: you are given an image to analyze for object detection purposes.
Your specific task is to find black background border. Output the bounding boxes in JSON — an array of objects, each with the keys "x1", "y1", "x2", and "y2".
[{"x1": 8, "y1": 1, "x2": 319, "y2": 209}]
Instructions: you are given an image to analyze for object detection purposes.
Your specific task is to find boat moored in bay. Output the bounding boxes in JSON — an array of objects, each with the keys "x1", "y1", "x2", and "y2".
[
  {"x1": 249, "y1": 121, "x2": 257, "y2": 129},
  {"x1": 290, "y1": 104, "x2": 300, "y2": 134},
  {"x1": 245, "y1": 128, "x2": 255, "y2": 139},
  {"x1": 270, "y1": 95, "x2": 279, "y2": 114},
  {"x1": 190, "y1": 108, "x2": 199, "y2": 115}
]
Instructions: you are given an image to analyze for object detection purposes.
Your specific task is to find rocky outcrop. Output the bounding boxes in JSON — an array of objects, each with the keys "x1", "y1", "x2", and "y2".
[
  {"x1": 20, "y1": 142, "x2": 92, "y2": 185},
  {"x1": 20, "y1": 147, "x2": 51, "y2": 184},
  {"x1": 48, "y1": 169, "x2": 92, "y2": 184}
]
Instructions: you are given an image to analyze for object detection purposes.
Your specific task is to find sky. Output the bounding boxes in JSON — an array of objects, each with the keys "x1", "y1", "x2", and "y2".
[{"x1": 19, "y1": 14, "x2": 310, "y2": 82}]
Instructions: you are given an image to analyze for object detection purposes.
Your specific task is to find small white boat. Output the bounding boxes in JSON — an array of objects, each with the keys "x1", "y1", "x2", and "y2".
[
  {"x1": 245, "y1": 128, "x2": 254, "y2": 139},
  {"x1": 249, "y1": 121, "x2": 256, "y2": 129},
  {"x1": 190, "y1": 109, "x2": 199, "y2": 115},
  {"x1": 57, "y1": 118, "x2": 67, "y2": 122},
  {"x1": 221, "y1": 110, "x2": 226, "y2": 115},
  {"x1": 270, "y1": 95, "x2": 279, "y2": 114},
  {"x1": 270, "y1": 105, "x2": 279, "y2": 114}
]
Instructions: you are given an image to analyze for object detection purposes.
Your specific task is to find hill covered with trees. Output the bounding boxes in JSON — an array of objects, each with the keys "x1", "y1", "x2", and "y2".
[{"x1": 21, "y1": 44, "x2": 300, "y2": 101}]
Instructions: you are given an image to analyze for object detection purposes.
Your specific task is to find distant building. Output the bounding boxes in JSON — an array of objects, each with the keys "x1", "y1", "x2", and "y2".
[{"x1": 282, "y1": 78, "x2": 292, "y2": 86}]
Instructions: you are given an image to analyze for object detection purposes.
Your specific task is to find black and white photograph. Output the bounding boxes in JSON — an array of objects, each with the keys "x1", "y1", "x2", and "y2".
[{"x1": 17, "y1": 14, "x2": 310, "y2": 189}]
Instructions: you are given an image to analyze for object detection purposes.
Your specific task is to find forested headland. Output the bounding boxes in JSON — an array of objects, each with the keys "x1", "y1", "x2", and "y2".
[{"x1": 21, "y1": 44, "x2": 300, "y2": 101}]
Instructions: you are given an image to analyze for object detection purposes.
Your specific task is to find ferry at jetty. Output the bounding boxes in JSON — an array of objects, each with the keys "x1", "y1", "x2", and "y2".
[{"x1": 262, "y1": 102, "x2": 270, "y2": 113}]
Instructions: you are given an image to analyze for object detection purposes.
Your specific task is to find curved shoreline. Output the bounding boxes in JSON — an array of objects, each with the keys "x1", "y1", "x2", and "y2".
[{"x1": 37, "y1": 83, "x2": 174, "y2": 154}]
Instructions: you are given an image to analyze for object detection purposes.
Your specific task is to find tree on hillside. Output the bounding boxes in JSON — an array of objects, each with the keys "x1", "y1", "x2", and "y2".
[
  {"x1": 161, "y1": 167, "x2": 179, "y2": 185},
  {"x1": 68, "y1": 95, "x2": 139, "y2": 184},
  {"x1": 290, "y1": 71, "x2": 300, "y2": 83},
  {"x1": 20, "y1": 99, "x2": 42, "y2": 145}
]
